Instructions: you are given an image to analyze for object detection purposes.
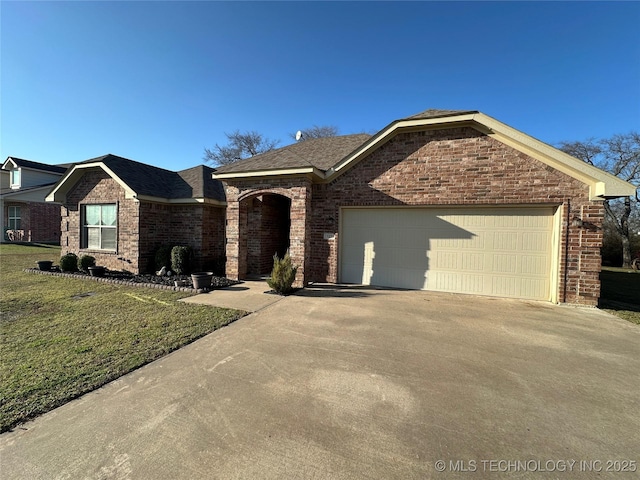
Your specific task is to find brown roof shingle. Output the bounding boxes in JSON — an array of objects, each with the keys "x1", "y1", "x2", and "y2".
[
  {"x1": 213, "y1": 134, "x2": 372, "y2": 174},
  {"x1": 401, "y1": 109, "x2": 478, "y2": 121}
]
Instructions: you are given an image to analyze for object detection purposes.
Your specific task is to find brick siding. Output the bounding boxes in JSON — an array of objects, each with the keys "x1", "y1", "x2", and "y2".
[
  {"x1": 224, "y1": 127, "x2": 604, "y2": 305},
  {"x1": 310, "y1": 128, "x2": 603, "y2": 305}
]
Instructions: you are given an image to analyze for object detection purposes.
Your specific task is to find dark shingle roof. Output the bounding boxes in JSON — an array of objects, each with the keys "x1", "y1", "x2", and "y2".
[
  {"x1": 402, "y1": 109, "x2": 478, "y2": 121},
  {"x1": 213, "y1": 134, "x2": 372, "y2": 174},
  {"x1": 177, "y1": 165, "x2": 225, "y2": 201},
  {"x1": 5, "y1": 157, "x2": 68, "y2": 174},
  {"x1": 80, "y1": 154, "x2": 224, "y2": 201}
]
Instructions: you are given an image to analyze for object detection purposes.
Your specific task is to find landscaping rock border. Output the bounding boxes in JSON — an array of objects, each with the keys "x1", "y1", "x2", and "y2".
[{"x1": 24, "y1": 268, "x2": 238, "y2": 294}]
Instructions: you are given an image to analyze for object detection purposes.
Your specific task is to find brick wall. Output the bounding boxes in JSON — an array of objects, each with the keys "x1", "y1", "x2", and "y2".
[
  {"x1": 63, "y1": 170, "x2": 140, "y2": 272},
  {"x1": 63, "y1": 169, "x2": 226, "y2": 274},
  {"x1": 139, "y1": 202, "x2": 226, "y2": 273},
  {"x1": 309, "y1": 127, "x2": 603, "y2": 305},
  {"x1": 4, "y1": 201, "x2": 61, "y2": 243}
]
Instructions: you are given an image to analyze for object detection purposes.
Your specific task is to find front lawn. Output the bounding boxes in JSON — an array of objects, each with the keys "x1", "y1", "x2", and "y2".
[
  {"x1": 0, "y1": 244, "x2": 246, "y2": 433},
  {"x1": 599, "y1": 266, "x2": 640, "y2": 325}
]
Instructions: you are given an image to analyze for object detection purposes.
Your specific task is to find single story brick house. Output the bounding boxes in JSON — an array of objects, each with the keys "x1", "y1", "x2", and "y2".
[
  {"x1": 1, "y1": 157, "x2": 68, "y2": 243},
  {"x1": 46, "y1": 154, "x2": 226, "y2": 273},
  {"x1": 47, "y1": 109, "x2": 635, "y2": 305},
  {"x1": 213, "y1": 109, "x2": 635, "y2": 306}
]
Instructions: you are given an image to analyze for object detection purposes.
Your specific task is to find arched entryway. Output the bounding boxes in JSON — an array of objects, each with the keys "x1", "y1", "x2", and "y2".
[{"x1": 241, "y1": 193, "x2": 291, "y2": 278}]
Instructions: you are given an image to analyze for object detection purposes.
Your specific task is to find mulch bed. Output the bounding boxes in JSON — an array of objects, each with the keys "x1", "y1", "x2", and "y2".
[{"x1": 25, "y1": 268, "x2": 238, "y2": 293}]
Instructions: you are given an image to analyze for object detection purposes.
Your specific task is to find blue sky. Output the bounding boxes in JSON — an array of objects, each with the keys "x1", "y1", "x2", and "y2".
[{"x1": 1, "y1": 1, "x2": 639, "y2": 171}]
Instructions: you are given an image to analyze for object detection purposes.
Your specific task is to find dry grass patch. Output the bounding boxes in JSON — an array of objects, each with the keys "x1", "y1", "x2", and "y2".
[{"x1": 0, "y1": 244, "x2": 245, "y2": 432}]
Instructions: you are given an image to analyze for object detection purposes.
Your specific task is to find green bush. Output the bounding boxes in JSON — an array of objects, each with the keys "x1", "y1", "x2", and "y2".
[
  {"x1": 171, "y1": 246, "x2": 193, "y2": 275},
  {"x1": 60, "y1": 253, "x2": 79, "y2": 272},
  {"x1": 78, "y1": 255, "x2": 96, "y2": 272},
  {"x1": 154, "y1": 245, "x2": 173, "y2": 271},
  {"x1": 267, "y1": 251, "x2": 298, "y2": 295}
]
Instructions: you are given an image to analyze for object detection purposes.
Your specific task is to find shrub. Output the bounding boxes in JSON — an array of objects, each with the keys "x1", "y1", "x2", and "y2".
[
  {"x1": 154, "y1": 245, "x2": 173, "y2": 271},
  {"x1": 171, "y1": 246, "x2": 193, "y2": 275},
  {"x1": 60, "y1": 253, "x2": 79, "y2": 272},
  {"x1": 78, "y1": 255, "x2": 96, "y2": 272},
  {"x1": 267, "y1": 251, "x2": 298, "y2": 295}
]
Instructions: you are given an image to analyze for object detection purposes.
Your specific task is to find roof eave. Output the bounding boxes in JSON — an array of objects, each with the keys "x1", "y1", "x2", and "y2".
[
  {"x1": 473, "y1": 113, "x2": 637, "y2": 200},
  {"x1": 212, "y1": 166, "x2": 324, "y2": 181},
  {"x1": 134, "y1": 194, "x2": 226, "y2": 206}
]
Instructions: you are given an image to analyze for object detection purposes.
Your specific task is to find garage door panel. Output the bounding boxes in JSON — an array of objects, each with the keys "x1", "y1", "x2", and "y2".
[{"x1": 341, "y1": 207, "x2": 554, "y2": 301}]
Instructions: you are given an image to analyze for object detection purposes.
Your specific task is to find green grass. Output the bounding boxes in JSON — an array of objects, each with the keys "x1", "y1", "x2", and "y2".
[
  {"x1": 0, "y1": 244, "x2": 246, "y2": 432},
  {"x1": 599, "y1": 266, "x2": 640, "y2": 325}
]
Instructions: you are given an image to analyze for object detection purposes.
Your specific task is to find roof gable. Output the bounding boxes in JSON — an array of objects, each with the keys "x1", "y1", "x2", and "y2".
[
  {"x1": 3, "y1": 157, "x2": 68, "y2": 174},
  {"x1": 325, "y1": 111, "x2": 636, "y2": 200},
  {"x1": 46, "y1": 154, "x2": 226, "y2": 204}
]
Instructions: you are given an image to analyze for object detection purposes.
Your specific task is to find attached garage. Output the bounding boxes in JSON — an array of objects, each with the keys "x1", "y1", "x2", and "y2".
[
  {"x1": 215, "y1": 109, "x2": 637, "y2": 306},
  {"x1": 340, "y1": 207, "x2": 559, "y2": 301}
]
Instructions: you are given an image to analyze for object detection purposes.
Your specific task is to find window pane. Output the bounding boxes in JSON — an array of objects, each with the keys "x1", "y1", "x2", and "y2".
[
  {"x1": 101, "y1": 205, "x2": 117, "y2": 226},
  {"x1": 85, "y1": 206, "x2": 101, "y2": 226},
  {"x1": 11, "y1": 170, "x2": 20, "y2": 185},
  {"x1": 87, "y1": 228, "x2": 101, "y2": 249},
  {"x1": 101, "y1": 228, "x2": 116, "y2": 250}
]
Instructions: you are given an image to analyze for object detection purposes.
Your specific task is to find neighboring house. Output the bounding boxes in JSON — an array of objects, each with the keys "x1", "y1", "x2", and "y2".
[
  {"x1": 213, "y1": 109, "x2": 636, "y2": 306},
  {"x1": 45, "y1": 110, "x2": 636, "y2": 306},
  {"x1": 46, "y1": 154, "x2": 226, "y2": 273},
  {"x1": 1, "y1": 157, "x2": 68, "y2": 243}
]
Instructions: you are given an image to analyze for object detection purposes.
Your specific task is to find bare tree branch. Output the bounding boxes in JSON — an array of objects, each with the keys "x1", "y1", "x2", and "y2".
[
  {"x1": 204, "y1": 130, "x2": 280, "y2": 166},
  {"x1": 558, "y1": 132, "x2": 639, "y2": 267},
  {"x1": 290, "y1": 125, "x2": 339, "y2": 141}
]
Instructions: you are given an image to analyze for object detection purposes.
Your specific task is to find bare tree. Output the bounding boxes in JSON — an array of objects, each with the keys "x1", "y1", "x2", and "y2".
[
  {"x1": 204, "y1": 130, "x2": 280, "y2": 166},
  {"x1": 290, "y1": 125, "x2": 339, "y2": 141},
  {"x1": 558, "y1": 132, "x2": 640, "y2": 268}
]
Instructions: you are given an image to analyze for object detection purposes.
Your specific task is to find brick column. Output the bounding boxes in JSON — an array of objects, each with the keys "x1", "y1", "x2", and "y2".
[
  {"x1": 289, "y1": 181, "x2": 312, "y2": 287},
  {"x1": 224, "y1": 186, "x2": 241, "y2": 280}
]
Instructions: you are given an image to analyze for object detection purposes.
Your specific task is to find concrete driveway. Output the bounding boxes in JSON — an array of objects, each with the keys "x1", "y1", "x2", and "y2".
[{"x1": 1, "y1": 286, "x2": 639, "y2": 479}]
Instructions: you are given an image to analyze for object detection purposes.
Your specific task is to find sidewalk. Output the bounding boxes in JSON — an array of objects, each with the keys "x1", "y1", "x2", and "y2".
[{"x1": 179, "y1": 280, "x2": 283, "y2": 312}]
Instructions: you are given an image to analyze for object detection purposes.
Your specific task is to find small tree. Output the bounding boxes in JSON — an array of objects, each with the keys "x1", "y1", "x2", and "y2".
[
  {"x1": 267, "y1": 251, "x2": 298, "y2": 295},
  {"x1": 154, "y1": 245, "x2": 173, "y2": 271},
  {"x1": 78, "y1": 255, "x2": 96, "y2": 272},
  {"x1": 171, "y1": 246, "x2": 193, "y2": 275},
  {"x1": 60, "y1": 253, "x2": 78, "y2": 272}
]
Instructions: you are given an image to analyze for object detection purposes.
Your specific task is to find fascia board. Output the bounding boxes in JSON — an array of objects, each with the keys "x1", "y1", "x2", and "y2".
[
  {"x1": 135, "y1": 195, "x2": 226, "y2": 206},
  {"x1": 212, "y1": 167, "x2": 322, "y2": 180},
  {"x1": 46, "y1": 162, "x2": 137, "y2": 202},
  {"x1": 2, "y1": 184, "x2": 57, "y2": 197},
  {"x1": 475, "y1": 113, "x2": 637, "y2": 199},
  {"x1": 2, "y1": 158, "x2": 18, "y2": 170}
]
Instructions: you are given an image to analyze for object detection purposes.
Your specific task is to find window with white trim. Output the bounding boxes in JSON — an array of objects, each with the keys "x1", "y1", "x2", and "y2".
[
  {"x1": 8, "y1": 206, "x2": 21, "y2": 230},
  {"x1": 82, "y1": 204, "x2": 117, "y2": 250},
  {"x1": 10, "y1": 169, "x2": 21, "y2": 188}
]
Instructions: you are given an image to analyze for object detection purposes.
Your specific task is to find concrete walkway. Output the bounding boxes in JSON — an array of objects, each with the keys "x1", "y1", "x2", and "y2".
[
  {"x1": 2, "y1": 287, "x2": 639, "y2": 479},
  {"x1": 180, "y1": 280, "x2": 283, "y2": 312}
]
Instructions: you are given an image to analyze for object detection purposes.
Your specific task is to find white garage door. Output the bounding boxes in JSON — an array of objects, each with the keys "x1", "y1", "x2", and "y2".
[{"x1": 340, "y1": 207, "x2": 556, "y2": 301}]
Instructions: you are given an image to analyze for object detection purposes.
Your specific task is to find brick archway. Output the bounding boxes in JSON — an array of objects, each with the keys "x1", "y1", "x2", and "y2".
[
  {"x1": 242, "y1": 193, "x2": 291, "y2": 277},
  {"x1": 224, "y1": 179, "x2": 312, "y2": 287}
]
